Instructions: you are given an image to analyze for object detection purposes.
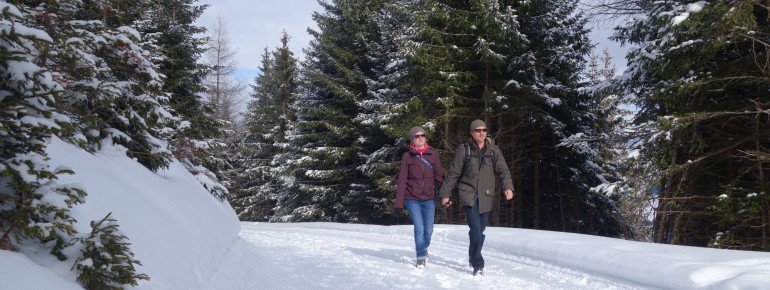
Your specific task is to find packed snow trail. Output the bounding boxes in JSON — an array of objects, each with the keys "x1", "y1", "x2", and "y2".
[{"x1": 204, "y1": 223, "x2": 641, "y2": 289}]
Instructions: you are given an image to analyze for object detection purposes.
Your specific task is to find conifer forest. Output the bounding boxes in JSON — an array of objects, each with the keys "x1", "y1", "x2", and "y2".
[{"x1": 2, "y1": 4, "x2": 769, "y2": 287}]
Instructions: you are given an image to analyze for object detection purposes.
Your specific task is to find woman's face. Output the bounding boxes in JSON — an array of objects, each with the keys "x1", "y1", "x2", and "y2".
[{"x1": 412, "y1": 132, "x2": 427, "y2": 147}]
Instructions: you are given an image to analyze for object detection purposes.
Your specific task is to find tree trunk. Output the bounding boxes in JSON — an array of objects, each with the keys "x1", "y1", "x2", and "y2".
[
  {"x1": 533, "y1": 132, "x2": 541, "y2": 229},
  {"x1": 672, "y1": 212, "x2": 684, "y2": 245},
  {"x1": 555, "y1": 149, "x2": 566, "y2": 232},
  {"x1": 654, "y1": 178, "x2": 669, "y2": 243},
  {"x1": 756, "y1": 108, "x2": 768, "y2": 249},
  {"x1": 508, "y1": 116, "x2": 516, "y2": 227},
  {"x1": 492, "y1": 115, "x2": 502, "y2": 226},
  {"x1": 511, "y1": 117, "x2": 523, "y2": 227},
  {"x1": 442, "y1": 113, "x2": 455, "y2": 224}
]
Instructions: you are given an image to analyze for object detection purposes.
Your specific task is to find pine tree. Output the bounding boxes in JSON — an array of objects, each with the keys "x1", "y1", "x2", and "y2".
[
  {"x1": 72, "y1": 213, "x2": 149, "y2": 289},
  {"x1": 400, "y1": 0, "x2": 526, "y2": 224},
  {"x1": 353, "y1": 0, "x2": 418, "y2": 224},
  {"x1": 275, "y1": 0, "x2": 388, "y2": 222},
  {"x1": 230, "y1": 33, "x2": 299, "y2": 221},
  {"x1": 135, "y1": 0, "x2": 228, "y2": 199},
  {"x1": 39, "y1": 0, "x2": 174, "y2": 171},
  {"x1": 0, "y1": 0, "x2": 85, "y2": 259},
  {"x1": 585, "y1": 49, "x2": 648, "y2": 239},
  {"x1": 614, "y1": 0, "x2": 770, "y2": 249},
  {"x1": 503, "y1": 0, "x2": 628, "y2": 236}
]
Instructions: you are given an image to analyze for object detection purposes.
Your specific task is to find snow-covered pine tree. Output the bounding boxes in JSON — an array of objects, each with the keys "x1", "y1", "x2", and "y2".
[
  {"x1": 342, "y1": 0, "x2": 409, "y2": 224},
  {"x1": 501, "y1": 0, "x2": 629, "y2": 237},
  {"x1": 0, "y1": 0, "x2": 85, "y2": 259},
  {"x1": 135, "y1": 0, "x2": 228, "y2": 199},
  {"x1": 403, "y1": 0, "x2": 524, "y2": 223},
  {"x1": 450, "y1": 0, "x2": 627, "y2": 236},
  {"x1": 353, "y1": 0, "x2": 418, "y2": 224},
  {"x1": 230, "y1": 33, "x2": 299, "y2": 221},
  {"x1": 72, "y1": 213, "x2": 149, "y2": 289},
  {"x1": 614, "y1": 0, "x2": 770, "y2": 250},
  {"x1": 583, "y1": 49, "x2": 650, "y2": 239},
  {"x1": 276, "y1": 0, "x2": 386, "y2": 222},
  {"x1": 39, "y1": 0, "x2": 173, "y2": 171},
  {"x1": 226, "y1": 49, "x2": 275, "y2": 221}
]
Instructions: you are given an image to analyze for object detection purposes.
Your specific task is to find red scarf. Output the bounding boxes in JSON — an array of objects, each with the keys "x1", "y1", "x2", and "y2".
[{"x1": 410, "y1": 143, "x2": 430, "y2": 155}]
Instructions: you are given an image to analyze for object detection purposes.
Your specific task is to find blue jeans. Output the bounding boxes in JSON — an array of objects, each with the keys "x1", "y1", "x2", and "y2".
[
  {"x1": 466, "y1": 199, "x2": 490, "y2": 268},
  {"x1": 405, "y1": 199, "x2": 435, "y2": 259}
]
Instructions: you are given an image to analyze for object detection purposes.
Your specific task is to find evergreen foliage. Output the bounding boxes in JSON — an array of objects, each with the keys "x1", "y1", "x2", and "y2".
[
  {"x1": 37, "y1": 0, "x2": 174, "y2": 171},
  {"x1": 230, "y1": 33, "x2": 299, "y2": 221},
  {"x1": 276, "y1": 0, "x2": 389, "y2": 222},
  {"x1": 135, "y1": 0, "x2": 228, "y2": 199},
  {"x1": 72, "y1": 213, "x2": 149, "y2": 289},
  {"x1": 614, "y1": 0, "x2": 770, "y2": 249},
  {"x1": 246, "y1": 0, "x2": 631, "y2": 237},
  {"x1": 508, "y1": 0, "x2": 629, "y2": 236},
  {"x1": 0, "y1": 0, "x2": 85, "y2": 259}
]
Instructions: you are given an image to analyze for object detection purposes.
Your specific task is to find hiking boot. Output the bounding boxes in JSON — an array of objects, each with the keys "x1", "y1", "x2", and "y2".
[
  {"x1": 416, "y1": 259, "x2": 426, "y2": 268},
  {"x1": 473, "y1": 267, "x2": 484, "y2": 276}
]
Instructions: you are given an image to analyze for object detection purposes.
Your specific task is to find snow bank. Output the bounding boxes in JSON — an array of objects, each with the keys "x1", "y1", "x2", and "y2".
[
  {"x1": 7, "y1": 137, "x2": 240, "y2": 289},
  {"x1": 278, "y1": 223, "x2": 770, "y2": 289},
  {"x1": 0, "y1": 251, "x2": 81, "y2": 290}
]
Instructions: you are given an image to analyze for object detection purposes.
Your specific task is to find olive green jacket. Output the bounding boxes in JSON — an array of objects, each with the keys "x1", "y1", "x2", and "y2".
[{"x1": 439, "y1": 138, "x2": 514, "y2": 214}]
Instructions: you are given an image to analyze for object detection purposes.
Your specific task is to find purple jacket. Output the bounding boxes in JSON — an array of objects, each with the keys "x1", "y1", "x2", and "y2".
[{"x1": 395, "y1": 147, "x2": 444, "y2": 209}]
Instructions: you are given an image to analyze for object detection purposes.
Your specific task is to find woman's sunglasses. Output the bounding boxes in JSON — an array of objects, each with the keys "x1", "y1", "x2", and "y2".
[
  {"x1": 473, "y1": 128, "x2": 488, "y2": 133},
  {"x1": 412, "y1": 134, "x2": 427, "y2": 139}
]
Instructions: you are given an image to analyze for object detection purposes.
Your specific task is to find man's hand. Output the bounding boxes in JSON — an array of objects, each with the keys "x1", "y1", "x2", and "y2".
[
  {"x1": 441, "y1": 197, "x2": 452, "y2": 207},
  {"x1": 504, "y1": 189, "x2": 514, "y2": 200}
]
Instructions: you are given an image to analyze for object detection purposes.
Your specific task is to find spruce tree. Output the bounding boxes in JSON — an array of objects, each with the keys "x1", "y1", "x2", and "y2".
[
  {"x1": 72, "y1": 213, "x2": 149, "y2": 289},
  {"x1": 231, "y1": 33, "x2": 299, "y2": 221},
  {"x1": 401, "y1": 0, "x2": 525, "y2": 223},
  {"x1": 614, "y1": 0, "x2": 770, "y2": 249},
  {"x1": 276, "y1": 0, "x2": 387, "y2": 222},
  {"x1": 40, "y1": 0, "x2": 174, "y2": 171},
  {"x1": 503, "y1": 0, "x2": 628, "y2": 236},
  {"x1": 136, "y1": 0, "x2": 228, "y2": 199},
  {"x1": 353, "y1": 0, "x2": 418, "y2": 224},
  {"x1": 0, "y1": 0, "x2": 85, "y2": 259}
]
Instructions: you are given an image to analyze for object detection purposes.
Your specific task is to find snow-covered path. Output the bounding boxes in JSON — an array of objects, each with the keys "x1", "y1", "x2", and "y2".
[{"x1": 204, "y1": 223, "x2": 641, "y2": 289}]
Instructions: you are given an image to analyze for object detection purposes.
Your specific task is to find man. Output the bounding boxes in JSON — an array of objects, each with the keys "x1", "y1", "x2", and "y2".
[{"x1": 439, "y1": 119, "x2": 514, "y2": 276}]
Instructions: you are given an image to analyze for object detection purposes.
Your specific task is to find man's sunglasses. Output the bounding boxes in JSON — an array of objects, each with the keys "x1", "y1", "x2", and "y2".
[
  {"x1": 412, "y1": 134, "x2": 427, "y2": 139},
  {"x1": 473, "y1": 128, "x2": 488, "y2": 133}
]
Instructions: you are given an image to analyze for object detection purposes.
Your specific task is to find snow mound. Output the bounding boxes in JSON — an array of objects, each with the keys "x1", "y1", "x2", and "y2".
[{"x1": 5, "y1": 137, "x2": 240, "y2": 289}]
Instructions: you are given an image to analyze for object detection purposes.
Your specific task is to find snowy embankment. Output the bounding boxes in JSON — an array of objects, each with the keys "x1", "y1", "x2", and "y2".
[
  {"x1": 206, "y1": 223, "x2": 770, "y2": 290},
  {"x1": 1, "y1": 137, "x2": 240, "y2": 288}
]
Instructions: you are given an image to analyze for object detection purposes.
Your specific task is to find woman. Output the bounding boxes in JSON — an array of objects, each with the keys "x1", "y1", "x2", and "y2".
[{"x1": 395, "y1": 126, "x2": 444, "y2": 268}]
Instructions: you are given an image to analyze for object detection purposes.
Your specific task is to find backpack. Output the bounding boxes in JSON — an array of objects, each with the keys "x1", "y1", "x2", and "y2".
[
  {"x1": 461, "y1": 137, "x2": 498, "y2": 175},
  {"x1": 459, "y1": 138, "x2": 502, "y2": 196}
]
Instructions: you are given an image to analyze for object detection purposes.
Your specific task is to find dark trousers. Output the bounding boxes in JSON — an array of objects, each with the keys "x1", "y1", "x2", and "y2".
[{"x1": 466, "y1": 199, "x2": 490, "y2": 268}]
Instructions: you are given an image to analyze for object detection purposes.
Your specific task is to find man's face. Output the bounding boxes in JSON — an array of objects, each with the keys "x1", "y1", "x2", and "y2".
[{"x1": 471, "y1": 126, "x2": 487, "y2": 144}]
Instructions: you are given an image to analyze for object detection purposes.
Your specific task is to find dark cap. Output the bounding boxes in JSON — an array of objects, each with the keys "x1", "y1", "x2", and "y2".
[{"x1": 470, "y1": 119, "x2": 487, "y2": 131}]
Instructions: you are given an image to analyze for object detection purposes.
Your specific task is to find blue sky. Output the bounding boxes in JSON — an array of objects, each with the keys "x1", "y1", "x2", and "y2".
[
  {"x1": 195, "y1": 0, "x2": 630, "y2": 98},
  {"x1": 196, "y1": 0, "x2": 320, "y2": 83}
]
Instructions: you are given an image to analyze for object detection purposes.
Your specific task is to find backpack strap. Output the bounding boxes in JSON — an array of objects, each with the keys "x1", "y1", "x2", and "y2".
[
  {"x1": 460, "y1": 143, "x2": 471, "y2": 177},
  {"x1": 461, "y1": 141, "x2": 499, "y2": 174},
  {"x1": 417, "y1": 154, "x2": 433, "y2": 170}
]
